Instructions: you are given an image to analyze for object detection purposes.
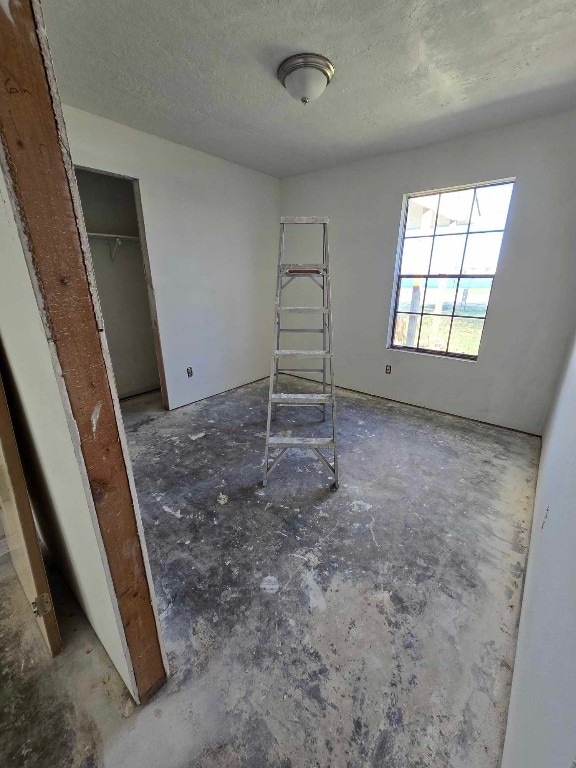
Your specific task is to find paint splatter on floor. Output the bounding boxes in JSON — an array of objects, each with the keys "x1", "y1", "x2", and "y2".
[
  {"x1": 119, "y1": 378, "x2": 539, "y2": 768},
  {"x1": 0, "y1": 379, "x2": 540, "y2": 767},
  {"x1": 259, "y1": 575, "x2": 279, "y2": 594}
]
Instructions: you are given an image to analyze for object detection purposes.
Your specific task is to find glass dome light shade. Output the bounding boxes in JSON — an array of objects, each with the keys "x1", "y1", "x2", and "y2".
[
  {"x1": 284, "y1": 67, "x2": 329, "y2": 103},
  {"x1": 277, "y1": 53, "x2": 334, "y2": 105}
]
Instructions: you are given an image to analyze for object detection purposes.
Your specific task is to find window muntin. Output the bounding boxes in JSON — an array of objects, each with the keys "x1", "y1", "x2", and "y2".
[{"x1": 391, "y1": 180, "x2": 514, "y2": 359}]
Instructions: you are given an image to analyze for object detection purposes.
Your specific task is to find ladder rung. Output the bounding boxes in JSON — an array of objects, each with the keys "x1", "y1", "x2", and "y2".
[
  {"x1": 284, "y1": 270, "x2": 323, "y2": 276},
  {"x1": 274, "y1": 350, "x2": 332, "y2": 358},
  {"x1": 281, "y1": 267, "x2": 326, "y2": 276},
  {"x1": 277, "y1": 367, "x2": 325, "y2": 372},
  {"x1": 280, "y1": 263, "x2": 326, "y2": 272},
  {"x1": 279, "y1": 307, "x2": 329, "y2": 313},
  {"x1": 279, "y1": 328, "x2": 323, "y2": 333},
  {"x1": 280, "y1": 216, "x2": 329, "y2": 225},
  {"x1": 267, "y1": 436, "x2": 334, "y2": 447},
  {"x1": 271, "y1": 393, "x2": 332, "y2": 404}
]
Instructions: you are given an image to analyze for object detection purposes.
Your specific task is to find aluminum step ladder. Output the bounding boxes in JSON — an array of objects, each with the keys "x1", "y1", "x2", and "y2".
[{"x1": 263, "y1": 216, "x2": 339, "y2": 488}]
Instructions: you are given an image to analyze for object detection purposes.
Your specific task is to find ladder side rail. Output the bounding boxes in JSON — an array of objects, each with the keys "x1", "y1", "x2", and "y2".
[
  {"x1": 272, "y1": 223, "x2": 285, "y2": 420},
  {"x1": 264, "y1": 224, "x2": 285, "y2": 483},
  {"x1": 325, "y1": 225, "x2": 339, "y2": 488},
  {"x1": 322, "y1": 222, "x2": 328, "y2": 419}
]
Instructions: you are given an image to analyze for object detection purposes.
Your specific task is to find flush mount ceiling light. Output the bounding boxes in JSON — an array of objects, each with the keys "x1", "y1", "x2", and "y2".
[{"x1": 277, "y1": 53, "x2": 335, "y2": 104}]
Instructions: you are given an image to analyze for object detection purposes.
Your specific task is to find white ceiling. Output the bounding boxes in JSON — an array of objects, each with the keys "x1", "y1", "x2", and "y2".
[{"x1": 42, "y1": 0, "x2": 576, "y2": 177}]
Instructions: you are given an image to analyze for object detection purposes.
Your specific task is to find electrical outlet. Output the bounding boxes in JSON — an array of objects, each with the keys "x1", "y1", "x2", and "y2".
[
  {"x1": 187, "y1": 367, "x2": 193, "y2": 378},
  {"x1": 385, "y1": 364, "x2": 392, "y2": 374}
]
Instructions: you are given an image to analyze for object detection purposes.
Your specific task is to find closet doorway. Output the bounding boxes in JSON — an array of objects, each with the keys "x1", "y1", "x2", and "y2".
[{"x1": 75, "y1": 168, "x2": 165, "y2": 404}]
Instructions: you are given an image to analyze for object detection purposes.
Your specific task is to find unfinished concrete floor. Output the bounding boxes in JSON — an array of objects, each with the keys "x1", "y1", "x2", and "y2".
[{"x1": 0, "y1": 379, "x2": 539, "y2": 768}]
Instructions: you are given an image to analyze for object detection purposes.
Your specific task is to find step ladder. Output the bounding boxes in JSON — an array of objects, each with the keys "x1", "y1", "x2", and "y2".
[{"x1": 263, "y1": 216, "x2": 339, "y2": 488}]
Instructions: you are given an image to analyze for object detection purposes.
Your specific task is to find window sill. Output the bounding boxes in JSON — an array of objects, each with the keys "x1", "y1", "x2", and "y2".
[{"x1": 387, "y1": 345, "x2": 478, "y2": 362}]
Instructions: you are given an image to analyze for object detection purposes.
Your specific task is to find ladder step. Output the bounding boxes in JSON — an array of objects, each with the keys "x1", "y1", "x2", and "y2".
[
  {"x1": 279, "y1": 306, "x2": 329, "y2": 313},
  {"x1": 267, "y1": 436, "x2": 334, "y2": 447},
  {"x1": 274, "y1": 350, "x2": 332, "y2": 358},
  {"x1": 280, "y1": 264, "x2": 326, "y2": 275},
  {"x1": 271, "y1": 393, "x2": 332, "y2": 404},
  {"x1": 280, "y1": 216, "x2": 329, "y2": 224},
  {"x1": 280, "y1": 328, "x2": 324, "y2": 333},
  {"x1": 278, "y1": 367, "x2": 325, "y2": 373},
  {"x1": 280, "y1": 263, "x2": 326, "y2": 270}
]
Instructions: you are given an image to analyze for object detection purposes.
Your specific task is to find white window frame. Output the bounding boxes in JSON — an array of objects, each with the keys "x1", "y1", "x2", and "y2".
[{"x1": 387, "y1": 178, "x2": 515, "y2": 360}]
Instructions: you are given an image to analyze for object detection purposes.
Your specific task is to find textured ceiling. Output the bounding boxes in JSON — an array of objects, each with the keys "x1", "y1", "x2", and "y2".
[{"x1": 42, "y1": 0, "x2": 576, "y2": 177}]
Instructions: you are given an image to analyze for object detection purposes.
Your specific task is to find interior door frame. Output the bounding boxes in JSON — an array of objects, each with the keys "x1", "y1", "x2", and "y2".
[{"x1": 75, "y1": 164, "x2": 169, "y2": 410}]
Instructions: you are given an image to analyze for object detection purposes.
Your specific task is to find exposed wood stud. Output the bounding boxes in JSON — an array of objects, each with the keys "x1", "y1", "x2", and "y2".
[{"x1": 0, "y1": 0, "x2": 166, "y2": 701}]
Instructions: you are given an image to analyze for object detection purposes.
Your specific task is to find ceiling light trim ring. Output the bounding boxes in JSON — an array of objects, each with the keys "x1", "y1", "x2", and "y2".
[{"x1": 277, "y1": 53, "x2": 335, "y2": 88}]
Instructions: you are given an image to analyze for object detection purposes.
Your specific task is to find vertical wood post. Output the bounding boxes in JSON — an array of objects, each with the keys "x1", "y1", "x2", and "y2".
[{"x1": 0, "y1": 0, "x2": 166, "y2": 701}]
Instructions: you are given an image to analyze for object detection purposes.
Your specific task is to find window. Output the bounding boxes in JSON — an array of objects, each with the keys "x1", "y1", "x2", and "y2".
[{"x1": 389, "y1": 180, "x2": 514, "y2": 359}]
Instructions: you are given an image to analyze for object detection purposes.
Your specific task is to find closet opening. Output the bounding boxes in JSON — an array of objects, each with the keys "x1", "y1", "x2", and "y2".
[{"x1": 75, "y1": 167, "x2": 167, "y2": 407}]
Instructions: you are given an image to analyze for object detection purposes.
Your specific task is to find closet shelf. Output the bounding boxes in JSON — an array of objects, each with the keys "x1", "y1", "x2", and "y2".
[{"x1": 86, "y1": 232, "x2": 139, "y2": 241}]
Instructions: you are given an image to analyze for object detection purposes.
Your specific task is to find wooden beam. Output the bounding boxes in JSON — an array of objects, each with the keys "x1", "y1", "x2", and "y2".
[
  {"x1": 0, "y1": 368, "x2": 62, "y2": 657},
  {"x1": 0, "y1": 0, "x2": 166, "y2": 701}
]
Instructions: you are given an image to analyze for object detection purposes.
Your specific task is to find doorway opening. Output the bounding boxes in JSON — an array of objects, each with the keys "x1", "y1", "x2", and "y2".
[{"x1": 75, "y1": 167, "x2": 167, "y2": 405}]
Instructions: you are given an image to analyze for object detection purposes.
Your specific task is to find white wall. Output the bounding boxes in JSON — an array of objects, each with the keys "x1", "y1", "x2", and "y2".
[
  {"x1": 501, "y1": 328, "x2": 576, "y2": 767},
  {"x1": 0, "y1": 172, "x2": 136, "y2": 697},
  {"x1": 280, "y1": 108, "x2": 576, "y2": 435},
  {"x1": 65, "y1": 106, "x2": 280, "y2": 410}
]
